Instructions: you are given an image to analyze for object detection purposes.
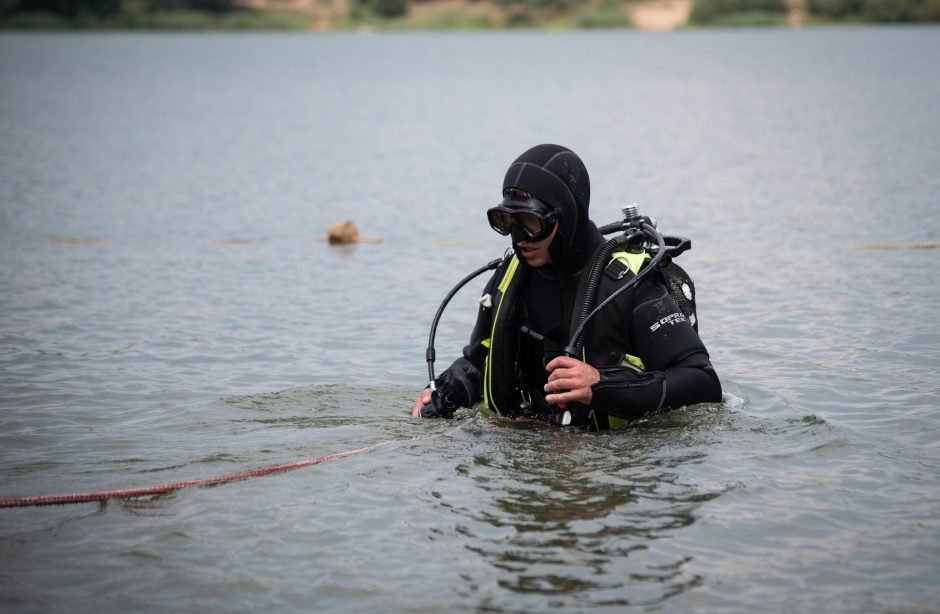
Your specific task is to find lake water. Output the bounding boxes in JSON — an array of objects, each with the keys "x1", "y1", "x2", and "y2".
[{"x1": 1, "y1": 27, "x2": 939, "y2": 612}]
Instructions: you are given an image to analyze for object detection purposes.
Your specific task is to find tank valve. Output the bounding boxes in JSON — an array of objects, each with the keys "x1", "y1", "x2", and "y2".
[{"x1": 622, "y1": 204, "x2": 641, "y2": 224}]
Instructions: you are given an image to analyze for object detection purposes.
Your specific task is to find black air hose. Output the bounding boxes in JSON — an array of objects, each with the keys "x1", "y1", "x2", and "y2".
[
  {"x1": 565, "y1": 222, "x2": 666, "y2": 357},
  {"x1": 423, "y1": 254, "x2": 505, "y2": 416},
  {"x1": 569, "y1": 235, "x2": 626, "y2": 355},
  {"x1": 426, "y1": 255, "x2": 504, "y2": 387}
]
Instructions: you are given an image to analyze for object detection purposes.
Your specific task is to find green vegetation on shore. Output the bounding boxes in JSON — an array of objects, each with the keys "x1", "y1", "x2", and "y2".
[
  {"x1": 1, "y1": 0, "x2": 938, "y2": 30},
  {"x1": 806, "y1": 0, "x2": 940, "y2": 23},
  {"x1": 691, "y1": 0, "x2": 788, "y2": 26},
  {"x1": 0, "y1": 9, "x2": 310, "y2": 29},
  {"x1": 691, "y1": 0, "x2": 940, "y2": 26}
]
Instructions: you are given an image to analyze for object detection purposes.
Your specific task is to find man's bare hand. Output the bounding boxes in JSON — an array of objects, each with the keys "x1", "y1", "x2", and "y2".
[{"x1": 544, "y1": 356, "x2": 599, "y2": 405}]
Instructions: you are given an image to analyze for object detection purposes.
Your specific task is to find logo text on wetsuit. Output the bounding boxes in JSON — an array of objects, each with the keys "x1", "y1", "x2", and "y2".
[{"x1": 650, "y1": 312, "x2": 687, "y2": 332}]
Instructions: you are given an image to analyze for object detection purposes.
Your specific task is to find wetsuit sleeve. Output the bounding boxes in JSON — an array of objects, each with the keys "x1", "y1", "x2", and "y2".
[
  {"x1": 590, "y1": 277, "x2": 722, "y2": 420},
  {"x1": 431, "y1": 271, "x2": 498, "y2": 415}
]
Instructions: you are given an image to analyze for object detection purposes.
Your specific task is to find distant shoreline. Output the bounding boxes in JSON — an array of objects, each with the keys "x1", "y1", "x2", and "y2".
[{"x1": 1, "y1": 0, "x2": 938, "y2": 32}]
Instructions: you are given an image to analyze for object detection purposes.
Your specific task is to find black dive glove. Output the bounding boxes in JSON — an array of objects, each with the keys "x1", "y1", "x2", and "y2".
[
  {"x1": 419, "y1": 385, "x2": 457, "y2": 418},
  {"x1": 420, "y1": 365, "x2": 477, "y2": 418}
]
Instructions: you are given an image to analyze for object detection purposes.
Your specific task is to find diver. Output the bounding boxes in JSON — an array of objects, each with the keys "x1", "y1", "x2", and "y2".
[{"x1": 412, "y1": 144, "x2": 722, "y2": 430}]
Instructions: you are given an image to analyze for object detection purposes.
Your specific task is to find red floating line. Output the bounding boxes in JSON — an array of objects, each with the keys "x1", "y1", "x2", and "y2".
[{"x1": 1, "y1": 419, "x2": 470, "y2": 509}]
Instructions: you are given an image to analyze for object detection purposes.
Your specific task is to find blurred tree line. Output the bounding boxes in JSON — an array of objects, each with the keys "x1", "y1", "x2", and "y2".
[
  {"x1": 2, "y1": 0, "x2": 939, "y2": 25},
  {"x1": 691, "y1": 0, "x2": 940, "y2": 23},
  {"x1": 354, "y1": 0, "x2": 407, "y2": 19},
  {"x1": 691, "y1": 0, "x2": 787, "y2": 24},
  {"x1": 2, "y1": 0, "x2": 237, "y2": 18},
  {"x1": 354, "y1": 0, "x2": 591, "y2": 21},
  {"x1": 807, "y1": 0, "x2": 940, "y2": 21}
]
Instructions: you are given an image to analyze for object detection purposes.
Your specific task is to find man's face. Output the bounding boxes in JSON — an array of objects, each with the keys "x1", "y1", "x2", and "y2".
[{"x1": 516, "y1": 221, "x2": 559, "y2": 268}]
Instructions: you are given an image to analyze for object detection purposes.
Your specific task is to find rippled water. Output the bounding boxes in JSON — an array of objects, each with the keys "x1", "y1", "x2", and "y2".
[{"x1": 1, "y1": 28, "x2": 939, "y2": 612}]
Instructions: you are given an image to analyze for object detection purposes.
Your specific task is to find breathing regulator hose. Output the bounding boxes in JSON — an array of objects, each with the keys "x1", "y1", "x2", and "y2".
[
  {"x1": 564, "y1": 207, "x2": 667, "y2": 358},
  {"x1": 425, "y1": 255, "x2": 504, "y2": 416},
  {"x1": 567, "y1": 233, "x2": 633, "y2": 354}
]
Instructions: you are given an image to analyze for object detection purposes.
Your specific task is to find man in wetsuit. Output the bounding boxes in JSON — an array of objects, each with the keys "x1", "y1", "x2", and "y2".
[{"x1": 412, "y1": 144, "x2": 721, "y2": 430}]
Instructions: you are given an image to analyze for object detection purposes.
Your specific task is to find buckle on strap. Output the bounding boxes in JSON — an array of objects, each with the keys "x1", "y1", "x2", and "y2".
[{"x1": 605, "y1": 257, "x2": 631, "y2": 280}]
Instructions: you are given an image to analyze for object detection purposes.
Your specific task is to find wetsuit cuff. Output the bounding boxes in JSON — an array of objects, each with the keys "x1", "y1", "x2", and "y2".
[{"x1": 590, "y1": 369, "x2": 666, "y2": 418}]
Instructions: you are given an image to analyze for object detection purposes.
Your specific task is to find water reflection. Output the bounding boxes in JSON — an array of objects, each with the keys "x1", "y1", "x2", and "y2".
[{"x1": 442, "y1": 419, "x2": 721, "y2": 605}]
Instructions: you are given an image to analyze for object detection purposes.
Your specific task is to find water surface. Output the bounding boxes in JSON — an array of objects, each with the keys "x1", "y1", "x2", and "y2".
[{"x1": 1, "y1": 27, "x2": 939, "y2": 612}]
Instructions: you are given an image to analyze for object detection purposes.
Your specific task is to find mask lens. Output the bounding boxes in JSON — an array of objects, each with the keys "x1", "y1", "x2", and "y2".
[
  {"x1": 487, "y1": 209, "x2": 513, "y2": 235},
  {"x1": 516, "y1": 211, "x2": 543, "y2": 237}
]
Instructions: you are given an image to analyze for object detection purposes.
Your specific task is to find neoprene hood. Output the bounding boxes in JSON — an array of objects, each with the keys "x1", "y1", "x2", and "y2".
[
  {"x1": 502, "y1": 144, "x2": 591, "y2": 249},
  {"x1": 502, "y1": 144, "x2": 599, "y2": 270}
]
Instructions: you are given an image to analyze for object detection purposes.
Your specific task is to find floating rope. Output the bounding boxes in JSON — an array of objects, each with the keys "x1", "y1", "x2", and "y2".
[
  {"x1": 0, "y1": 420, "x2": 471, "y2": 509},
  {"x1": 855, "y1": 242, "x2": 940, "y2": 250}
]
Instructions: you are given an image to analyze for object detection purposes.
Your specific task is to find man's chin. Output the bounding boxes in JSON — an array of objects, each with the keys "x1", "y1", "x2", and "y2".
[
  {"x1": 515, "y1": 244, "x2": 548, "y2": 267},
  {"x1": 523, "y1": 254, "x2": 548, "y2": 267}
]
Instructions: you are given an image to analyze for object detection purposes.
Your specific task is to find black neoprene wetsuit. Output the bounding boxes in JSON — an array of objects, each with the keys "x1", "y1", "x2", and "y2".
[
  {"x1": 431, "y1": 144, "x2": 722, "y2": 429},
  {"x1": 434, "y1": 239, "x2": 722, "y2": 428}
]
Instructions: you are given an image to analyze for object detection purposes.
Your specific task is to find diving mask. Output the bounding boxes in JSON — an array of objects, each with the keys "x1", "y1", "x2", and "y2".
[{"x1": 486, "y1": 197, "x2": 559, "y2": 242}]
